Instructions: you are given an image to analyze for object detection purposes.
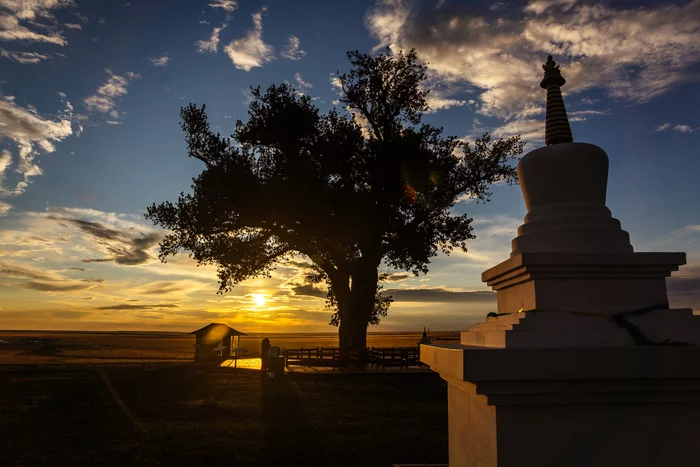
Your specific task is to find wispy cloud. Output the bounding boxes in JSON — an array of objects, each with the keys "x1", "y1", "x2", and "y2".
[
  {"x1": 223, "y1": 10, "x2": 274, "y2": 71},
  {"x1": 568, "y1": 109, "x2": 611, "y2": 122},
  {"x1": 196, "y1": 24, "x2": 226, "y2": 53},
  {"x1": 294, "y1": 72, "x2": 312, "y2": 89},
  {"x1": 96, "y1": 303, "x2": 179, "y2": 310},
  {"x1": 0, "y1": 48, "x2": 51, "y2": 64},
  {"x1": 64, "y1": 23, "x2": 82, "y2": 30},
  {"x1": 490, "y1": 119, "x2": 544, "y2": 146},
  {"x1": 0, "y1": 260, "x2": 103, "y2": 293},
  {"x1": 18, "y1": 206, "x2": 162, "y2": 266},
  {"x1": 654, "y1": 122, "x2": 698, "y2": 133},
  {"x1": 0, "y1": 95, "x2": 73, "y2": 199},
  {"x1": 447, "y1": 214, "x2": 521, "y2": 268},
  {"x1": 134, "y1": 281, "x2": 189, "y2": 295},
  {"x1": 73, "y1": 12, "x2": 89, "y2": 24},
  {"x1": 209, "y1": 0, "x2": 238, "y2": 12},
  {"x1": 674, "y1": 124, "x2": 697, "y2": 133},
  {"x1": 83, "y1": 69, "x2": 140, "y2": 122},
  {"x1": 486, "y1": 109, "x2": 611, "y2": 146},
  {"x1": 281, "y1": 35, "x2": 306, "y2": 60},
  {"x1": 366, "y1": 0, "x2": 700, "y2": 119},
  {"x1": 425, "y1": 90, "x2": 466, "y2": 113},
  {"x1": 0, "y1": 260, "x2": 64, "y2": 282},
  {"x1": 385, "y1": 288, "x2": 496, "y2": 303},
  {"x1": 0, "y1": 200, "x2": 11, "y2": 216},
  {"x1": 0, "y1": 0, "x2": 75, "y2": 45},
  {"x1": 149, "y1": 53, "x2": 169, "y2": 67}
]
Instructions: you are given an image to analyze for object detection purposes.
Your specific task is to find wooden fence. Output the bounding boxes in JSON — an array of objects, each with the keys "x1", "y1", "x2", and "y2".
[
  {"x1": 283, "y1": 346, "x2": 421, "y2": 369},
  {"x1": 284, "y1": 347, "x2": 341, "y2": 368},
  {"x1": 369, "y1": 347, "x2": 420, "y2": 369}
]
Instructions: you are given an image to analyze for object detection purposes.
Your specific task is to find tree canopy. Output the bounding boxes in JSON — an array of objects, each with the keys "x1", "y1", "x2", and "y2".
[{"x1": 146, "y1": 49, "x2": 524, "y2": 359}]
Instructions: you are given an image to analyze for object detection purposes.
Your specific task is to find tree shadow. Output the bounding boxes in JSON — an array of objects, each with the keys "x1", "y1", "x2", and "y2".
[{"x1": 260, "y1": 374, "x2": 331, "y2": 467}]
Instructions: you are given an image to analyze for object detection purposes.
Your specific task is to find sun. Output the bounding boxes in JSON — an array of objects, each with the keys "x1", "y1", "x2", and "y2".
[{"x1": 251, "y1": 293, "x2": 267, "y2": 308}]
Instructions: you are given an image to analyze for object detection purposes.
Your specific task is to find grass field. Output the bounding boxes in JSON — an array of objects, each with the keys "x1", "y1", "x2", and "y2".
[
  {"x1": 0, "y1": 331, "x2": 460, "y2": 364},
  {"x1": 0, "y1": 363, "x2": 448, "y2": 466}
]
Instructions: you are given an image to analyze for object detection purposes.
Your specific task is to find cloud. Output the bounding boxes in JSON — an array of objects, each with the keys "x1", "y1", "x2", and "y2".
[
  {"x1": 674, "y1": 124, "x2": 697, "y2": 133},
  {"x1": 294, "y1": 72, "x2": 312, "y2": 89},
  {"x1": 291, "y1": 284, "x2": 327, "y2": 299},
  {"x1": 329, "y1": 74, "x2": 343, "y2": 102},
  {"x1": 568, "y1": 109, "x2": 611, "y2": 122},
  {"x1": 135, "y1": 281, "x2": 186, "y2": 295},
  {"x1": 0, "y1": 149, "x2": 11, "y2": 190},
  {"x1": 490, "y1": 119, "x2": 544, "y2": 146},
  {"x1": 0, "y1": 200, "x2": 11, "y2": 216},
  {"x1": 209, "y1": 0, "x2": 237, "y2": 12},
  {"x1": 73, "y1": 12, "x2": 89, "y2": 24},
  {"x1": 0, "y1": 260, "x2": 103, "y2": 293},
  {"x1": 470, "y1": 111, "x2": 606, "y2": 148},
  {"x1": 52, "y1": 310, "x2": 92, "y2": 319},
  {"x1": 25, "y1": 281, "x2": 91, "y2": 292},
  {"x1": 0, "y1": 47, "x2": 51, "y2": 64},
  {"x1": 0, "y1": 260, "x2": 63, "y2": 281},
  {"x1": 425, "y1": 91, "x2": 466, "y2": 113},
  {"x1": 0, "y1": 0, "x2": 75, "y2": 45},
  {"x1": 654, "y1": 122, "x2": 698, "y2": 133},
  {"x1": 365, "y1": 0, "x2": 700, "y2": 119},
  {"x1": 281, "y1": 35, "x2": 306, "y2": 60},
  {"x1": 223, "y1": 10, "x2": 274, "y2": 71},
  {"x1": 96, "y1": 303, "x2": 180, "y2": 310},
  {"x1": 45, "y1": 207, "x2": 161, "y2": 265},
  {"x1": 524, "y1": 0, "x2": 577, "y2": 15},
  {"x1": 441, "y1": 214, "x2": 521, "y2": 270},
  {"x1": 196, "y1": 24, "x2": 226, "y2": 53},
  {"x1": 385, "y1": 288, "x2": 496, "y2": 303},
  {"x1": 667, "y1": 265, "x2": 700, "y2": 310},
  {"x1": 379, "y1": 272, "x2": 413, "y2": 282},
  {"x1": 64, "y1": 23, "x2": 81, "y2": 30},
  {"x1": 0, "y1": 95, "x2": 73, "y2": 198},
  {"x1": 83, "y1": 69, "x2": 140, "y2": 122},
  {"x1": 667, "y1": 277, "x2": 700, "y2": 296},
  {"x1": 149, "y1": 53, "x2": 169, "y2": 67}
]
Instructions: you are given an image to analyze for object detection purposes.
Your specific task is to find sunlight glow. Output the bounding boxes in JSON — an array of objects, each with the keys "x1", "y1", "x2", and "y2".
[{"x1": 251, "y1": 293, "x2": 267, "y2": 307}]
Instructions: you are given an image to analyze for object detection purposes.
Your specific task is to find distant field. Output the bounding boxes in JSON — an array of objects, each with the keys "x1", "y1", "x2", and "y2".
[
  {"x1": 0, "y1": 331, "x2": 460, "y2": 364},
  {"x1": 0, "y1": 363, "x2": 448, "y2": 466}
]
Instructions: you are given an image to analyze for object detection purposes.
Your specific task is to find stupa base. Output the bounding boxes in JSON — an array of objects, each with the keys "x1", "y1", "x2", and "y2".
[{"x1": 421, "y1": 344, "x2": 700, "y2": 467}]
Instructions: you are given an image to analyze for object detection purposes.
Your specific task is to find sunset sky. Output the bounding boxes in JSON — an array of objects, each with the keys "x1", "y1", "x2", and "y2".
[{"x1": 1, "y1": 0, "x2": 699, "y2": 332}]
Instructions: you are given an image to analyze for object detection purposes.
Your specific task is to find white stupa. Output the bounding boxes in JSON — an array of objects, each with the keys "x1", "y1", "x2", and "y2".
[{"x1": 459, "y1": 55, "x2": 698, "y2": 349}]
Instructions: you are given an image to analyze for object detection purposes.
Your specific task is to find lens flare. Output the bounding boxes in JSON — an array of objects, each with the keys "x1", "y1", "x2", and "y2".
[{"x1": 402, "y1": 184, "x2": 417, "y2": 204}]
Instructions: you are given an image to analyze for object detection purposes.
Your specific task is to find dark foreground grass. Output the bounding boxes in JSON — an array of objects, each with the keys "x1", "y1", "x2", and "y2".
[{"x1": 0, "y1": 364, "x2": 447, "y2": 466}]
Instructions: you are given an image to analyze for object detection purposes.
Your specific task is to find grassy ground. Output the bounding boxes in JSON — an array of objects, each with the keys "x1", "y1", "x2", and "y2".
[
  {"x1": 0, "y1": 363, "x2": 448, "y2": 466},
  {"x1": 0, "y1": 331, "x2": 459, "y2": 364}
]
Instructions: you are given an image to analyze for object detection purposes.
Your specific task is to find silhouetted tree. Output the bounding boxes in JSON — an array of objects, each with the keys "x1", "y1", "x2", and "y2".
[{"x1": 146, "y1": 49, "x2": 524, "y2": 362}]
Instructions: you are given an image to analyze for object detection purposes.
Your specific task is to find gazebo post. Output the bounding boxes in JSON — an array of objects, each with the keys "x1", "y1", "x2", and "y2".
[{"x1": 235, "y1": 334, "x2": 239, "y2": 369}]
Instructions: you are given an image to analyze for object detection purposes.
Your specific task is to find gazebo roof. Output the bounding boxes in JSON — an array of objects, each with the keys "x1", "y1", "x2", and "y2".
[{"x1": 189, "y1": 322, "x2": 247, "y2": 337}]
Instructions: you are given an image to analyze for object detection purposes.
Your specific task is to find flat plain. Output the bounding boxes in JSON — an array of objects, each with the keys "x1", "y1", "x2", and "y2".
[
  {"x1": 0, "y1": 331, "x2": 452, "y2": 466},
  {"x1": 0, "y1": 330, "x2": 459, "y2": 364}
]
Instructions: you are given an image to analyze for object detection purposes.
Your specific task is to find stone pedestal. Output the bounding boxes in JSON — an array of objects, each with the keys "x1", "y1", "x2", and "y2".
[
  {"x1": 459, "y1": 251, "x2": 698, "y2": 349},
  {"x1": 421, "y1": 345, "x2": 700, "y2": 467}
]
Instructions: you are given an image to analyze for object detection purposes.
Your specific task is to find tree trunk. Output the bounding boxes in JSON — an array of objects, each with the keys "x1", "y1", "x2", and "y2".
[
  {"x1": 338, "y1": 311, "x2": 369, "y2": 364},
  {"x1": 337, "y1": 267, "x2": 378, "y2": 365}
]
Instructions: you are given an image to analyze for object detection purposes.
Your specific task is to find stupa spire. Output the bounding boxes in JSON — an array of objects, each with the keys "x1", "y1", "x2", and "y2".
[{"x1": 541, "y1": 55, "x2": 573, "y2": 145}]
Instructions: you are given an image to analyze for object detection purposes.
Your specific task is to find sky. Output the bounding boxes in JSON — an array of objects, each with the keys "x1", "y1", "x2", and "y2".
[{"x1": 0, "y1": 0, "x2": 699, "y2": 333}]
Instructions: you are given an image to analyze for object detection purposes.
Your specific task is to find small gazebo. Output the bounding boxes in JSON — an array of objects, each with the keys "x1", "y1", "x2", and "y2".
[{"x1": 190, "y1": 323, "x2": 246, "y2": 363}]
